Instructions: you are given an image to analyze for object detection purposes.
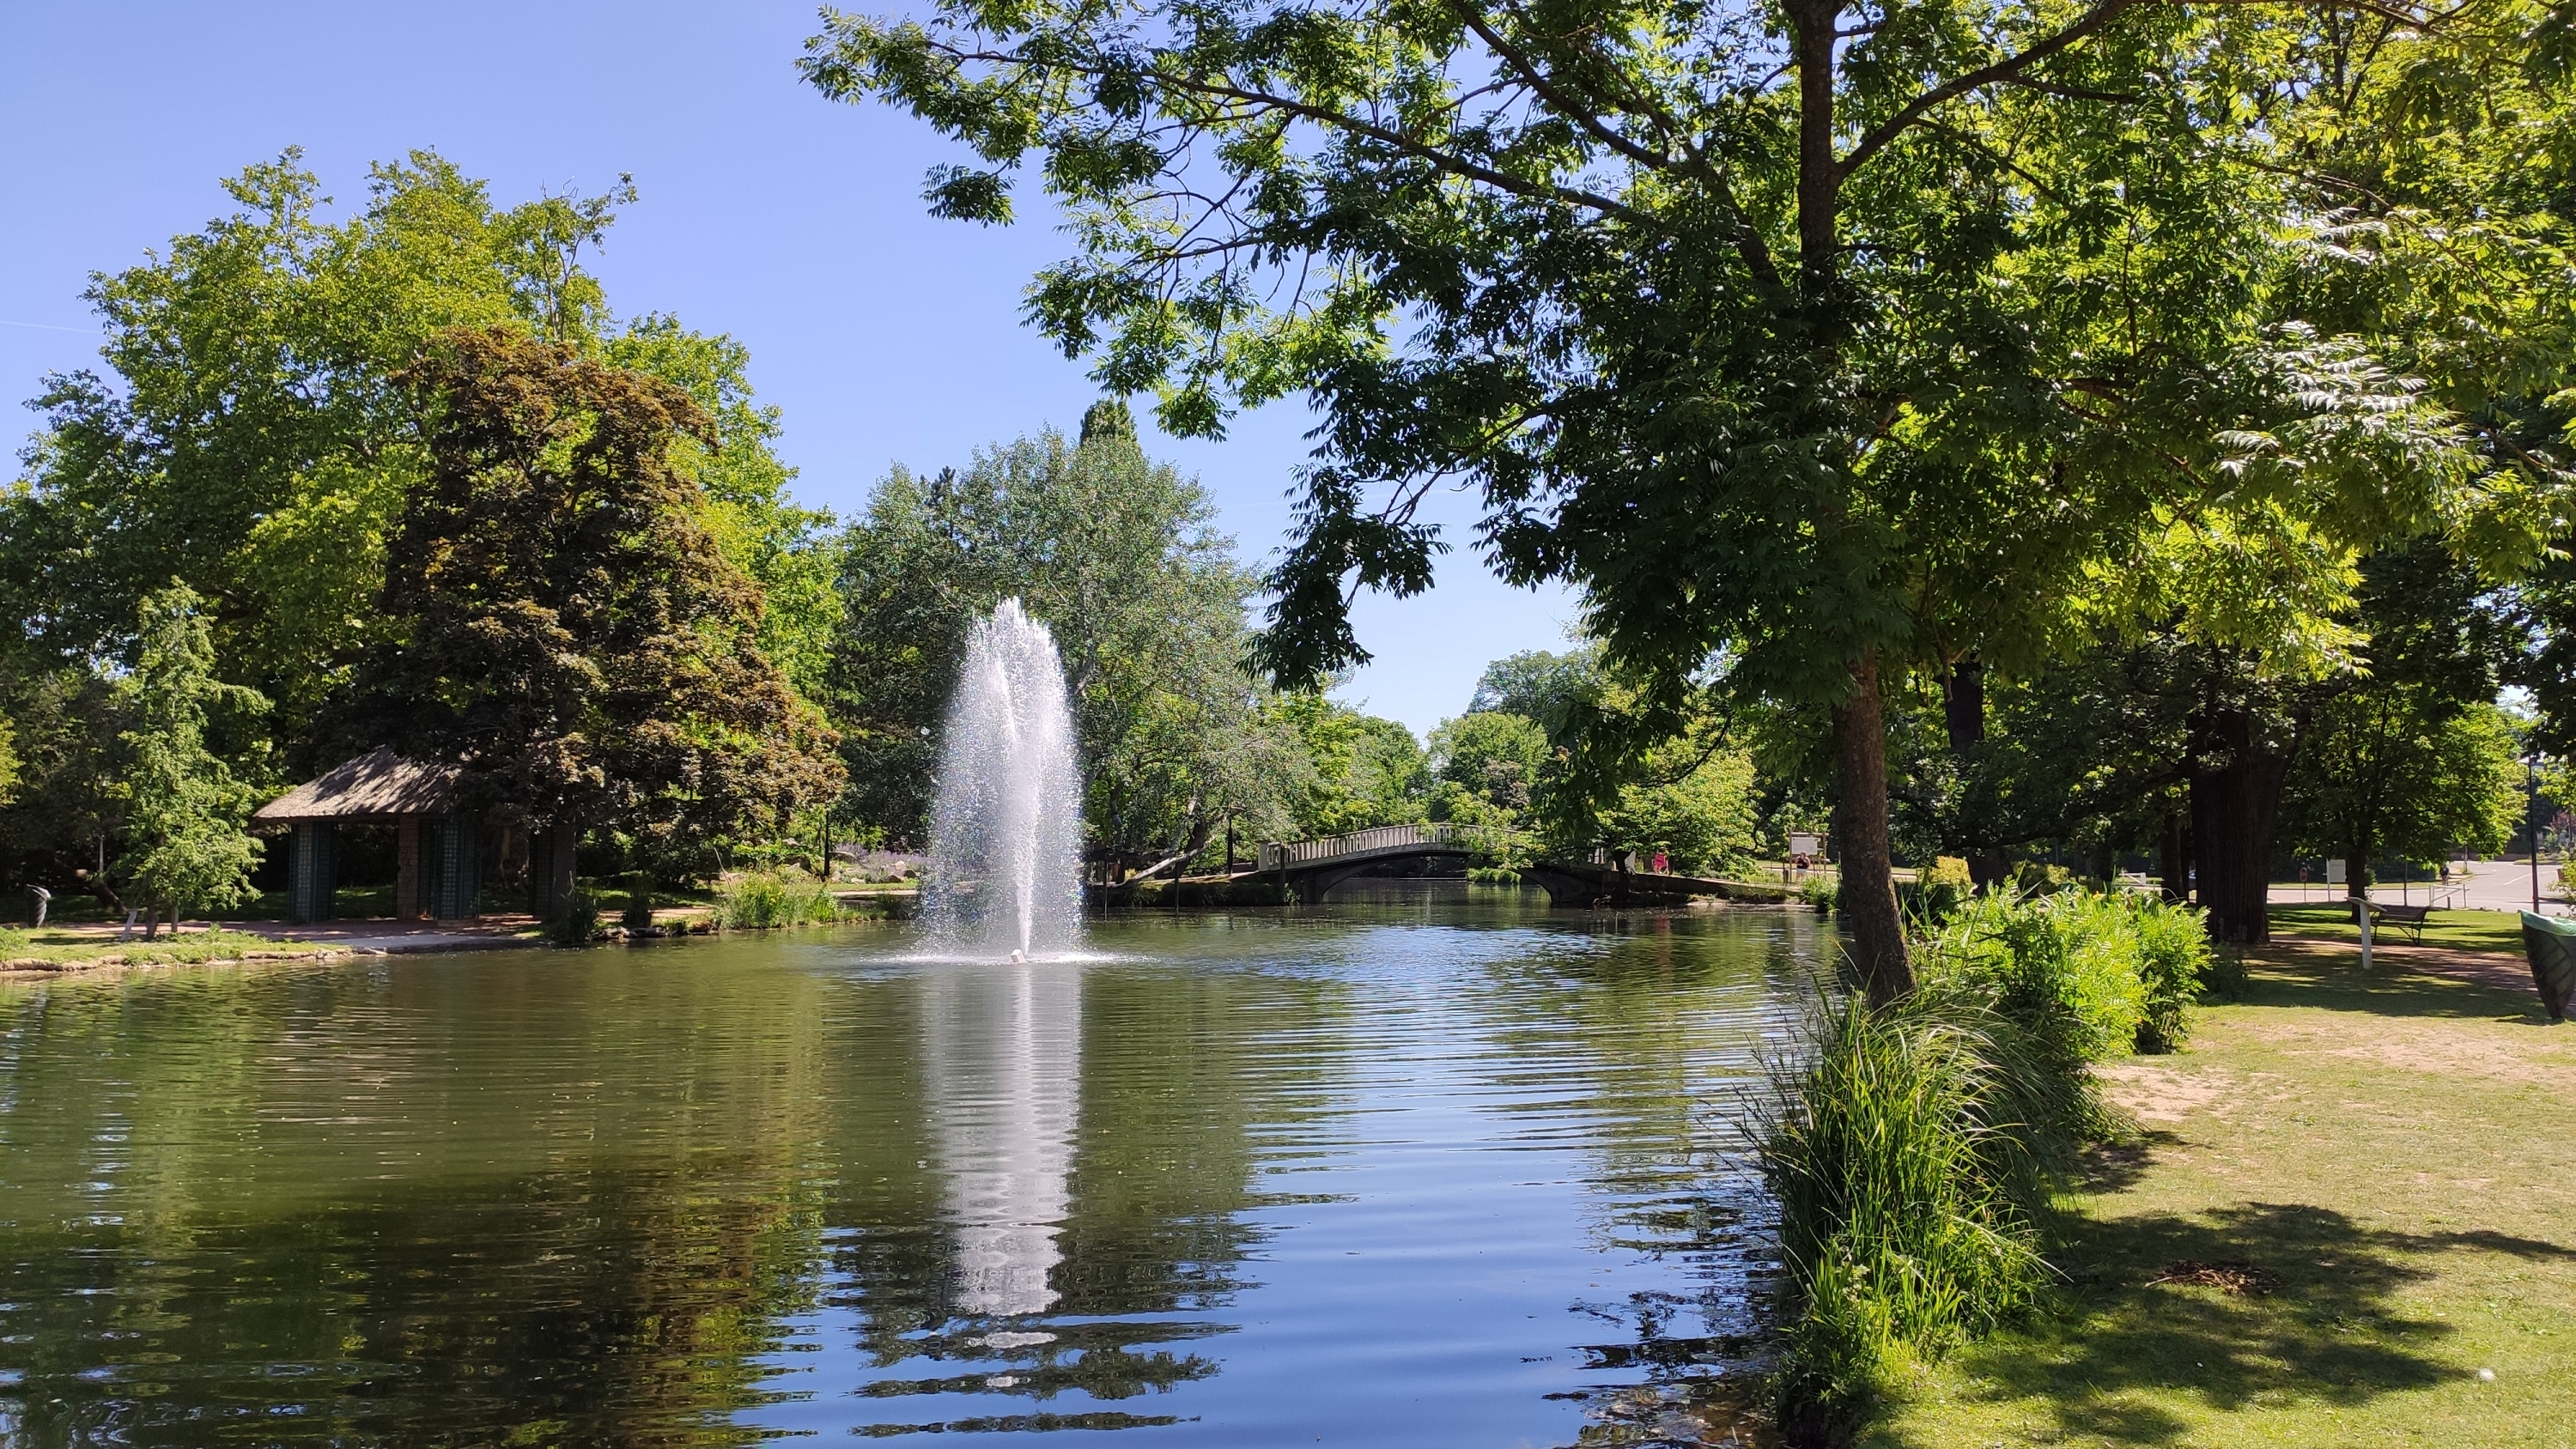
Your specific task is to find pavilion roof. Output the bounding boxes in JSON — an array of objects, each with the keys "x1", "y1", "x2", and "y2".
[{"x1": 253, "y1": 748, "x2": 458, "y2": 822}]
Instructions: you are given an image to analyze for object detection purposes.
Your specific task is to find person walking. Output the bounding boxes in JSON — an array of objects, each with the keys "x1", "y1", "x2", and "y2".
[{"x1": 1651, "y1": 850, "x2": 1669, "y2": 875}]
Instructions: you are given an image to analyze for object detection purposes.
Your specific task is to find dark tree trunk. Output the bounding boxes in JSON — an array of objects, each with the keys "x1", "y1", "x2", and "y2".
[
  {"x1": 2189, "y1": 706, "x2": 2293, "y2": 945},
  {"x1": 1832, "y1": 649, "x2": 1911, "y2": 1003},
  {"x1": 2160, "y1": 809, "x2": 2190, "y2": 906},
  {"x1": 1943, "y1": 658, "x2": 2002, "y2": 889},
  {"x1": 2344, "y1": 832, "x2": 2373, "y2": 900}
]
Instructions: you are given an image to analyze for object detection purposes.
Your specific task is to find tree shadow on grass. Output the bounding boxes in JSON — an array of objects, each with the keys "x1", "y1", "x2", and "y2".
[
  {"x1": 2239, "y1": 947, "x2": 2557, "y2": 1027},
  {"x1": 1901, "y1": 1201, "x2": 2576, "y2": 1446}
]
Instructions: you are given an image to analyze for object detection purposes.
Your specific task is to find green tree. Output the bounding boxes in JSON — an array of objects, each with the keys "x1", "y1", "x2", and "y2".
[
  {"x1": 1598, "y1": 745, "x2": 1763, "y2": 878},
  {"x1": 805, "y1": 0, "x2": 2539, "y2": 992},
  {"x1": 343, "y1": 328, "x2": 842, "y2": 878},
  {"x1": 604, "y1": 317, "x2": 841, "y2": 703},
  {"x1": 829, "y1": 423, "x2": 1285, "y2": 875},
  {"x1": 1426, "y1": 711, "x2": 1550, "y2": 830},
  {"x1": 2285, "y1": 694, "x2": 2523, "y2": 890},
  {"x1": 0, "y1": 151, "x2": 620, "y2": 747},
  {"x1": 114, "y1": 585, "x2": 267, "y2": 929},
  {"x1": 1264, "y1": 694, "x2": 1428, "y2": 838}
]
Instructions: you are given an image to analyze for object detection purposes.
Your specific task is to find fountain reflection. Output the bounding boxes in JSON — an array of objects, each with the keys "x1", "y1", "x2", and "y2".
[{"x1": 920, "y1": 961, "x2": 1083, "y2": 1317}]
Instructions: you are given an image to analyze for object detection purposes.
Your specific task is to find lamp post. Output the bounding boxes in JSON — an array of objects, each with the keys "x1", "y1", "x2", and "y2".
[{"x1": 2530, "y1": 755, "x2": 2543, "y2": 914}]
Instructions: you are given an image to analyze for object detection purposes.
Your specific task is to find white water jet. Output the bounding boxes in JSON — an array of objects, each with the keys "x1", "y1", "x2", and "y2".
[{"x1": 925, "y1": 598, "x2": 1083, "y2": 959}]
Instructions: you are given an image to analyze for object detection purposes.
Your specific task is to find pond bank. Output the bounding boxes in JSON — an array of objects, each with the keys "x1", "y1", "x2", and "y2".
[{"x1": 1865, "y1": 938, "x2": 2576, "y2": 1447}]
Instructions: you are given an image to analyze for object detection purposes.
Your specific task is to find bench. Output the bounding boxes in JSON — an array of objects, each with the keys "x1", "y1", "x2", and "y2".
[{"x1": 2354, "y1": 899, "x2": 2433, "y2": 945}]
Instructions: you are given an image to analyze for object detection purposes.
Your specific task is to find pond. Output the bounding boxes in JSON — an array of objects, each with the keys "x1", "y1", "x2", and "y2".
[{"x1": 0, "y1": 884, "x2": 1821, "y2": 1446}]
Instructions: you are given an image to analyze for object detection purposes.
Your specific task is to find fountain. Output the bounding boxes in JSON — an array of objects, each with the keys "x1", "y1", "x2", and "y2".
[{"x1": 924, "y1": 598, "x2": 1084, "y2": 959}]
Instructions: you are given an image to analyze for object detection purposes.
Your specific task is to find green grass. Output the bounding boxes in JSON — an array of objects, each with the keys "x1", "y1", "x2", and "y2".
[
  {"x1": 0, "y1": 926, "x2": 329, "y2": 970},
  {"x1": 1865, "y1": 942, "x2": 2576, "y2": 1447},
  {"x1": 2270, "y1": 902, "x2": 2525, "y2": 955}
]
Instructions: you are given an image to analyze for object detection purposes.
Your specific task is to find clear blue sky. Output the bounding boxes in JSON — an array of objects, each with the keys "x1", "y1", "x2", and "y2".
[{"x1": 0, "y1": 1, "x2": 1576, "y2": 738}]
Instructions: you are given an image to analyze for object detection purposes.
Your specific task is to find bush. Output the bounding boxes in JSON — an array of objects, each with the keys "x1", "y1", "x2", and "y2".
[
  {"x1": 1766, "y1": 889, "x2": 2204, "y2": 1436},
  {"x1": 2129, "y1": 897, "x2": 2215, "y2": 1052},
  {"x1": 712, "y1": 869, "x2": 839, "y2": 930},
  {"x1": 1801, "y1": 874, "x2": 1839, "y2": 912},
  {"x1": 620, "y1": 875, "x2": 656, "y2": 934},
  {"x1": 1761, "y1": 990, "x2": 2047, "y2": 1434},
  {"x1": 1905, "y1": 856, "x2": 1976, "y2": 920},
  {"x1": 2010, "y1": 860, "x2": 2075, "y2": 894},
  {"x1": 548, "y1": 891, "x2": 602, "y2": 947}
]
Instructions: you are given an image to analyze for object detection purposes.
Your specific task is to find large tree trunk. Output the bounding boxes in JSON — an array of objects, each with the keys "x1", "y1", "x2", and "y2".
[
  {"x1": 1832, "y1": 649, "x2": 1911, "y2": 1003},
  {"x1": 2160, "y1": 809, "x2": 2190, "y2": 906},
  {"x1": 2189, "y1": 706, "x2": 2293, "y2": 945},
  {"x1": 1942, "y1": 658, "x2": 2003, "y2": 889}
]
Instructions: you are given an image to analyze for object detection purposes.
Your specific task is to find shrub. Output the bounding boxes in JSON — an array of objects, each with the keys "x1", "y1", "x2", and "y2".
[
  {"x1": 1906, "y1": 856, "x2": 1976, "y2": 920},
  {"x1": 1801, "y1": 874, "x2": 1839, "y2": 912},
  {"x1": 2129, "y1": 897, "x2": 2215, "y2": 1052},
  {"x1": 1761, "y1": 990, "x2": 2047, "y2": 1433},
  {"x1": 548, "y1": 891, "x2": 602, "y2": 947},
  {"x1": 1767, "y1": 889, "x2": 2202, "y2": 1435},
  {"x1": 712, "y1": 869, "x2": 839, "y2": 930},
  {"x1": 2010, "y1": 860, "x2": 2075, "y2": 894},
  {"x1": 620, "y1": 875, "x2": 656, "y2": 934}
]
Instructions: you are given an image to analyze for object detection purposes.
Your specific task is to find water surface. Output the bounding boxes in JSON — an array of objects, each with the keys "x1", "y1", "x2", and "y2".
[{"x1": 0, "y1": 885, "x2": 1818, "y2": 1446}]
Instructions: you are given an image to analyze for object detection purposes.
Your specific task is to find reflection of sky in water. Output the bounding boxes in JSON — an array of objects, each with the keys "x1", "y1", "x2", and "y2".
[
  {"x1": 0, "y1": 885, "x2": 1813, "y2": 1446},
  {"x1": 921, "y1": 964, "x2": 1081, "y2": 1318}
]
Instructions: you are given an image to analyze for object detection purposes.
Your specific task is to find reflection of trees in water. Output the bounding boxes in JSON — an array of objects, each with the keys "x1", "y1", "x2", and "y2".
[
  {"x1": 815, "y1": 961, "x2": 1353, "y2": 1425},
  {"x1": 1456, "y1": 912, "x2": 1813, "y2": 1439},
  {"x1": 0, "y1": 956, "x2": 837, "y2": 1446}
]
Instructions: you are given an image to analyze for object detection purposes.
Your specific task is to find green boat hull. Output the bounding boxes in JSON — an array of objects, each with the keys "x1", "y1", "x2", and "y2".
[{"x1": 2518, "y1": 912, "x2": 2576, "y2": 1023}]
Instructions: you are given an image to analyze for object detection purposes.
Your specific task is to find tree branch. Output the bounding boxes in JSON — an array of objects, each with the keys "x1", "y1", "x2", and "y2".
[{"x1": 1838, "y1": 0, "x2": 2141, "y2": 183}]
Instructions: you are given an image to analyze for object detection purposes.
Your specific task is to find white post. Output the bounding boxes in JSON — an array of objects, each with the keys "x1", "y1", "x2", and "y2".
[{"x1": 2359, "y1": 894, "x2": 2372, "y2": 973}]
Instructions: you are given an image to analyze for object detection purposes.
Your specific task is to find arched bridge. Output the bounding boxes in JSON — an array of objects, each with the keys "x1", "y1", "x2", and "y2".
[
  {"x1": 1254, "y1": 825, "x2": 1791, "y2": 907},
  {"x1": 1255, "y1": 823, "x2": 1511, "y2": 904}
]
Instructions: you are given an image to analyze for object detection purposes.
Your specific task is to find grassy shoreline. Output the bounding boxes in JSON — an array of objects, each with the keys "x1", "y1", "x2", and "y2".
[{"x1": 1863, "y1": 938, "x2": 2576, "y2": 1446}]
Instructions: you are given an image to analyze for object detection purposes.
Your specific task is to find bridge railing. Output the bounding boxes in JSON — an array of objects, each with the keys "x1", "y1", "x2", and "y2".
[{"x1": 1256, "y1": 822, "x2": 1524, "y2": 871}]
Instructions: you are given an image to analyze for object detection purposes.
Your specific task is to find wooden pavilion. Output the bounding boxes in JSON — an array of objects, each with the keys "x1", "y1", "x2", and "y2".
[{"x1": 253, "y1": 749, "x2": 479, "y2": 924}]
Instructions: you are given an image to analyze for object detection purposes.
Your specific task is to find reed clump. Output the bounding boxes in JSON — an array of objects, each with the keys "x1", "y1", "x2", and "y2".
[
  {"x1": 711, "y1": 869, "x2": 840, "y2": 930},
  {"x1": 1764, "y1": 888, "x2": 2213, "y2": 1442}
]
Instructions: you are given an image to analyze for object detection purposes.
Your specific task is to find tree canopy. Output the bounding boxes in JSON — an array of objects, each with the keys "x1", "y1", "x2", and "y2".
[
  {"x1": 805, "y1": 0, "x2": 2566, "y2": 989},
  {"x1": 343, "y1": 328, "x2": 842, "y2": 876}
]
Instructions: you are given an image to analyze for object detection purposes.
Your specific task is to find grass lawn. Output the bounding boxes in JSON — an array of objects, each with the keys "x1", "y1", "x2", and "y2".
[
  {"x1": 1865, "y1": 942, "x2": 2576, "y2": 1447},
  {"x1": 2269, "y1": 902, "x2": 2526, "y2": 955},
  {"x1": 0, "y1": 925, "x2": 333, "y2": 970}
]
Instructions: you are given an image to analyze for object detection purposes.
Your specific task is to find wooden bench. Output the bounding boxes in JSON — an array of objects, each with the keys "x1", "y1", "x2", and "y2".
[{"x1": 2354, "y1": 899, "x2": 2433, "y2": 945}]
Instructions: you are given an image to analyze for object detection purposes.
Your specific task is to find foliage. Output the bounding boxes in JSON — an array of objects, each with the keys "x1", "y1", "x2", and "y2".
[
  {"x1": 1760, "y1": 991, "x2": 2047, "y2": 1431},
  {"x1": 803, "y1": 0, "x2": 2558, "y2": 999},
  {"x1": 712, "y1": 869, "x2": 839, "y2": 930},
  {"x1": 1801, "y1": 875, "x2": 1840, "y2": 912},
  {"x1": 1264, "y1": 692, "x2": 1426, "y2": 838},
  {"x1": 112, "y1": 586, "x2": 268, "y2": 921},
  {"x1": 547, "y1": 890, "x2": 603, "y2": 947},
  {"x1": 620, "y1": 875, "x2": 657, "y2": 934},
  {"x1": 1467, "y1": 650, "x2": 1603, "y2": 737},
  {"x1": 2129, "y1": 900, "x2": 2217, "y2": 1054},
  {"x1": 1913, "y1": 858, "x2": 1977, "y2": 920},
  {"x1": 0, "y1": 151, "x2": 626, "y2": 747},
  {"x1": 2283, "y1": 538, "x2": 2526, "y2": 883},
  {"x1": 829, "y1": 427, "x2": 1292, "y2": 871},
  {"x1": 343, "y1": 327, "x2": 843, "y2": 874},
  {"x1": 604, "y1": 317, "x2": 841, "y2": 703},
  {"x1": 1595, "y1": 743, "x2": 1761, "y2": 877},
  {"x1": 1767, "y1": 888, "x2": 2202, "y2": 1428}
]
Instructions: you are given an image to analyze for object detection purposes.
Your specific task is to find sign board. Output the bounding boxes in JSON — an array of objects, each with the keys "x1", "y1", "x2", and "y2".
[
  {"x1": 1787, "y1": 832, "x2": 1822, "y2": 858},
  {"x1": 2325, "y1": 858, "x2": 2347, "y2": 884}
]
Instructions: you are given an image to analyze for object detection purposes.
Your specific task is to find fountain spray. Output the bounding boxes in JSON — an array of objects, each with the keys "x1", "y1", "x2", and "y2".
[{"x1": 924, "y1": 599, "x2": 1083, "y2": 958}]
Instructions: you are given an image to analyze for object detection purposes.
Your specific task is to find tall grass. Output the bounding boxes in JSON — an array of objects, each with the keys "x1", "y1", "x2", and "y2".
[
  {"x1": 1764, "y1": 887, "x2": 2212, "y2": 1441},
  {"x1": 712, "y1": 869, "x2": 839, "y2": 931}
]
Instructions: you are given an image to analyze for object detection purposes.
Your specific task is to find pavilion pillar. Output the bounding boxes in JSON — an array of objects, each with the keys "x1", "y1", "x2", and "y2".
[
  {"x1": 529, "y1": 818, "x2": 578, "y2": 921},
  {"x1": 394, "y1": 816, "x2": 422, "y2": 920},
  {"x1": 287, "y1": 822, "x2": 337, "y2": 925},
  {"x1": 428, "y1": 811, "x2": 482, "y2": 922}
]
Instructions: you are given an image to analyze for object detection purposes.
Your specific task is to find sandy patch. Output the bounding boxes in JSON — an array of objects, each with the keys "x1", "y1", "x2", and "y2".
[{"x1": 2098, "y1": 1058, "x2": 2239, "y2": 1124}]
